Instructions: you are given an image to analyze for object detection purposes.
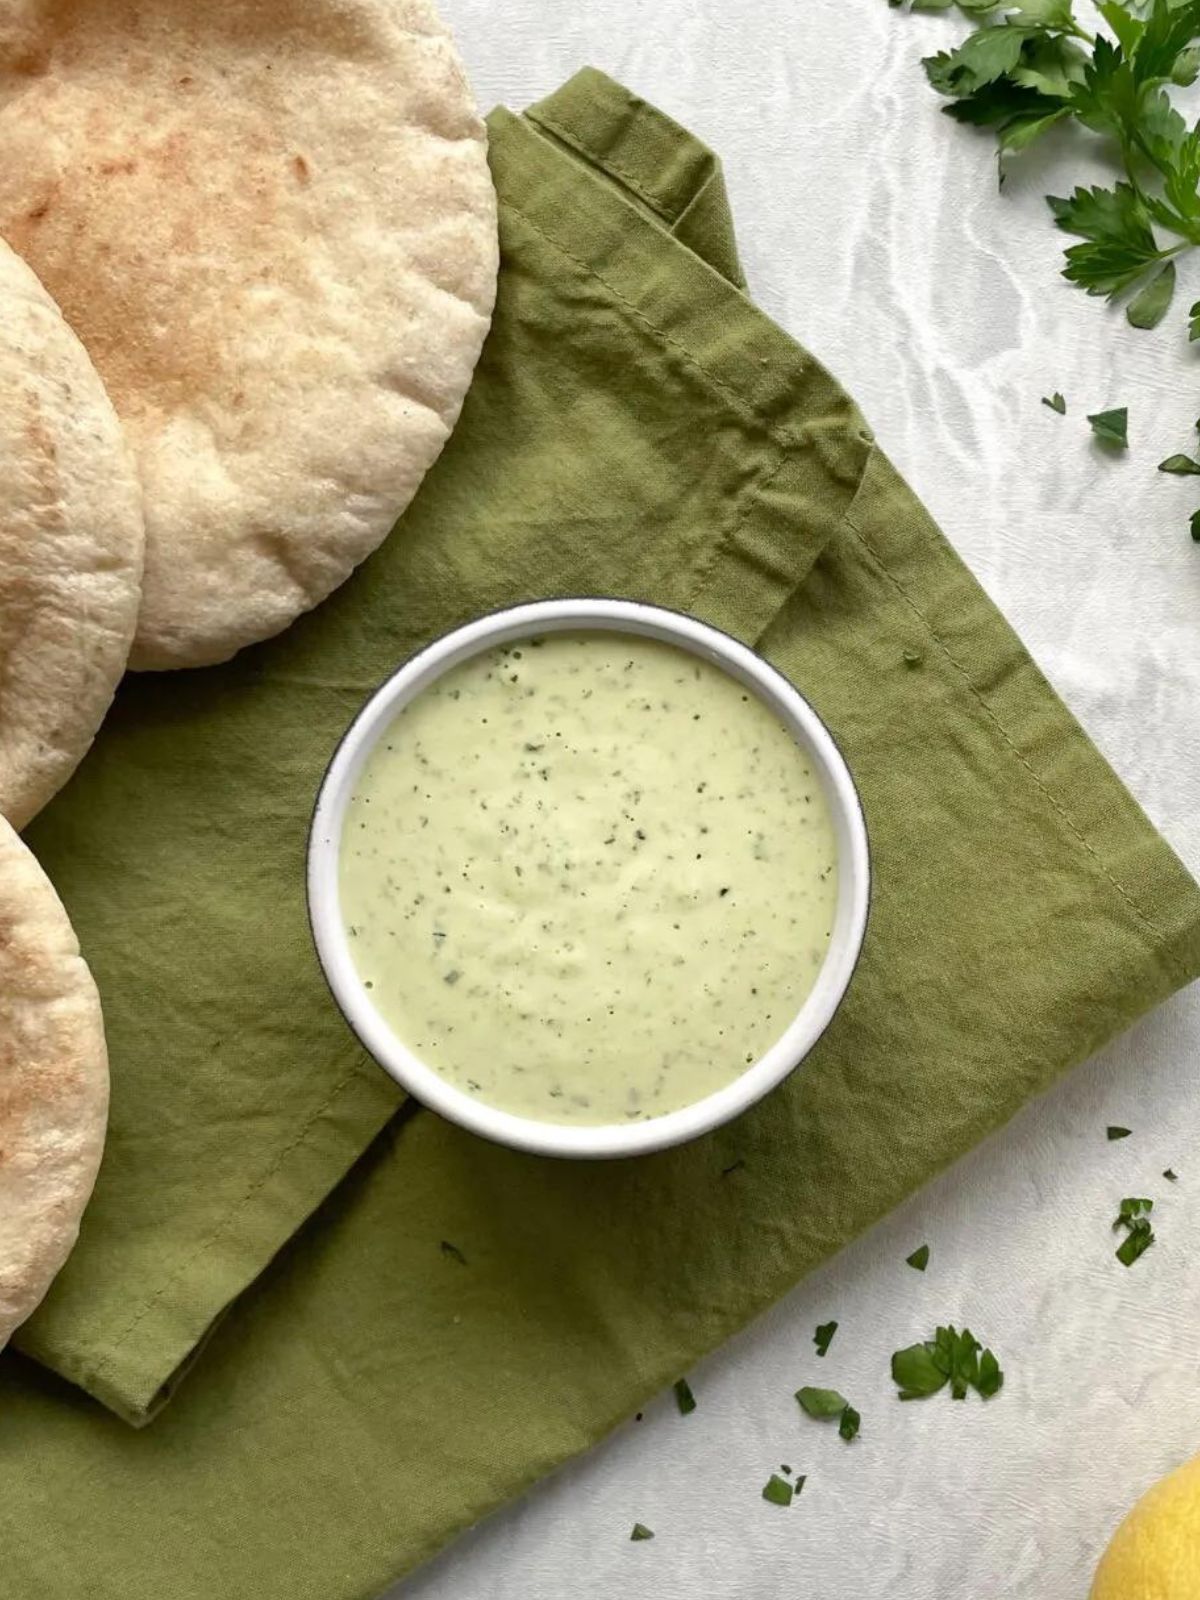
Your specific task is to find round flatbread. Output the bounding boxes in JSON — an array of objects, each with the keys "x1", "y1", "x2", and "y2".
[
  {"x1": 0, "y1": 237, "x2": 144, "y2": 829},
  {"x1": 0, "y1": 815, "x2": 108, "y2": 1351},
  {"x1": 0, "y1": 0, "x2": 499, "y2": 670}
]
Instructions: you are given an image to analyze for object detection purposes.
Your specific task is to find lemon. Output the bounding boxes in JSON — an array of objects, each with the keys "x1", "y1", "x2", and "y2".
[{"x1": 1092, "y1": 1455, "x2": 1200, "y2": 1600}]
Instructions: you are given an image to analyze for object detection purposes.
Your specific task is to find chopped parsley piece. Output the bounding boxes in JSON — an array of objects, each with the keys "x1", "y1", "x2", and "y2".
[
  {"x1": 797, "y1": 1385, "x2": 860, "y2": 1440},
  {"x1": 1164, "y1": 1169, "x2": 1179, "y2": 1182},
  {"x1": 1088, "y1": 408, "x2": 1129, "y2": 449},
  {"x1": 891, "y1": 1341, "x2": 946, "y2": 1401},
  {"x1": 796, "y1": 1386, "x2": 849, "y2": 1419},
  {"x1": 1107, "y1": 1125, "x2": 1132, "y2": 1140},
  {"x1": 1117, "y1": 1225, "x2": 1154, "y2": 1266},
  {"x1": 673, "y1": 1378, "x2": 696, "y2": 1416},
  {"x1": 813, "y1": 1320, "x2": 838, "y2": 1358},
  {"x1": 630, "y1": 1523, "x2": 655, "y2": 1541},
  {"x1": 794, "y1": 1474, "x2": 807, "y2": 1495},
  {"x1": 892, "y1": 1325, "x2": 1003, "y2": 1402},
  {"x1": 1114, "y1": 1197, "x2": 1156, "y2": 1266},
  {"x1": 906, "y1": 1244, "x2": 930, "y2": 1271},
  {"x1": 976, "y1": 1348, "x2": 1003, "y2": 1399},
  {"x1": 439, "y1": 1240, "x2": 467, "y2": 1265},
  {"x1": 762, "y1": 1474, "x2": 794, "y2": 1507},
  {"x1": 1158, "y1": 454, "x2": 1200, "y2": 476},
  {"x1": 1042, "y1": 392, "x2": 1067, "y2": 414}
]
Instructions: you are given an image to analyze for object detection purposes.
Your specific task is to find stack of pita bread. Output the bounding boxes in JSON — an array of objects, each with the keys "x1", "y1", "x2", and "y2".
[{"x1": 0, "y1": 0, "x2": 498, "y2": 1352}]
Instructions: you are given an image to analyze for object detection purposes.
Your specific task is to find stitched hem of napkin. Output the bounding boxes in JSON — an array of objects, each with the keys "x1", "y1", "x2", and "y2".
[
  {"x1": 18, "y1": 1060, "x2": 402, "y2": 1427},
  {"x1": 490, "y1": 112, "x2": 872, "y2": 625},
  {"x1": 524, "y1": 67, "x2": 748, "y2": 288}
]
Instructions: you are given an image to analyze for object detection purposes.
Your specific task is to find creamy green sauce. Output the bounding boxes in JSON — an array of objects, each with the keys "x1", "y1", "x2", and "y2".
[{"x1": 340, "y1": 631, "x2": 838, "y2": 1125}]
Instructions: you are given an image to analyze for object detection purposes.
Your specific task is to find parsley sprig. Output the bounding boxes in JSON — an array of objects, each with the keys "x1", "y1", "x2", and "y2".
[
  {"x1": 894, "y1": 0, "x2": 1200, "y2": 328},
  {"x1": 893, "y1": 0, "x2": 1200, "y2": 535}
]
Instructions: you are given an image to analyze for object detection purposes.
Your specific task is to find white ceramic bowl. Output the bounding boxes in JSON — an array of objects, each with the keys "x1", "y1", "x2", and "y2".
[{"x1": 308, "y1": 599, "x2": 870, "y2": 1159}]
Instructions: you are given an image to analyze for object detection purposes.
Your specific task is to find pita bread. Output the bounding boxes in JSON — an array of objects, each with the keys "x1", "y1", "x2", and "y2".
[
  {"x1": 0, "y1": 237, "x2": 144, "y2": 830},
  {"x1": 0, "y1": 814, "x2": 108, "y2": 1351},
  {"x1": 0, "y1": 0, "x2": 498, "y2": 670}
]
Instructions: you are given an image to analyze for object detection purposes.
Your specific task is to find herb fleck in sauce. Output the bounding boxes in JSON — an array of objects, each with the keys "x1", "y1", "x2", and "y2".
[{"x1": 340, "y1": 632, "x2": 838, "y2": 1125}]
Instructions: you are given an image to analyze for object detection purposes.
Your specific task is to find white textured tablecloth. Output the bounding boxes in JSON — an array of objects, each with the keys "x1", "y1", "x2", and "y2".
[{"x1": 397, "y1": 3, "x2": 1200, "y2": 1595}]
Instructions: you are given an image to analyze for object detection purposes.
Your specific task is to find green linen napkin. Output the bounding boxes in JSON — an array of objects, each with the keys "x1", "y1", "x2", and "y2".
[{"x1": 3, "y1": 67, "x2": 1199, "y2": 1597}]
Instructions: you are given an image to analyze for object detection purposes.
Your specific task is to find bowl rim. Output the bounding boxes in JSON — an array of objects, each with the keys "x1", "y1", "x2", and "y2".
[{"x1": 306, "y1": 598, "x2": 870, "y2": 1160}]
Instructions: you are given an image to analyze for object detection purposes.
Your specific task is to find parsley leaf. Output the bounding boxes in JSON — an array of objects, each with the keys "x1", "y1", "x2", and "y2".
[
  {"x1": 1013, "y1": 0, "x2": 1077, "y2": 25},
  {"x1": 1117, "y1": 1221, "x2": 1156, "y2": 1265},
  {"x1": 1089, "y1": 407, "x2": 1130, "y2": 447},
  {"x1": 925, "y1": 25, "x2": 1037, "y2": 97},
  {"x1": 1098, "y1": 2, "x2": 1144, "y2": 58},
  {"x1": 1158, "y1": 453, "x2": 1200, "y2": 473},
  {"x1": 797, "y1": 1386, "x2": 861, "y2": 1440},
  {"x1": 1131, "y1": 0, "x2": 1200, "y2": 86},
  {"x1": 814, "y1": 1320, "x2": 838, "y2": 1357},
  {"x1": 762, "y1": 1474, "x2": 793, "y2": 1507},
  {"x1": 1192, "y1": 508, "x2": 1200, "y2": 540},
  {"x1": 1126, "y1": 259, "x2": 1177, "y2": 325},
  {"x1": 977, "y1": 1348, "x2": 1005, "y2": 1398},
  {"x1": 944, "y1": 76, "x2": 1068, "y2": 133},
  {"x1": 630, "y1": 1523, "x2": 655, "y2": 1541},
  {"x1": 673, "y1": 1378, "x2": 696, "y2": 1415},
  {"x1": 936, "y1": 1323, "x2": 982, "y2": 1398},
  {"x1": 1049, "y1": 185, "x2": 1170, "y2": 299},
  {"x1": 1042, "y1": 391, "x2": 1067, "y2": 412},
  {"x1": 892, "y1": 1326, "x2": 1004, "y2": 1401},
  {"x1": 439, "y1": 1240, "x2": 467, "y2": 1265},
  {"x1": 892, "y1": 1340, "x2": 948, "y2": 1400},
  {"x1": 906, "y1": 1244, "x2": 931, "y2": 1271},
  {"x1": 1164, "y1": 1168, "x2": 1179, "y2": 1181},
  {"x1": 1107, "y1": 1125, "x2": 1132, "y2": 1139},
  {"x1": 796, "y1": 1386, "x2": 849, "y2": 1419}
]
